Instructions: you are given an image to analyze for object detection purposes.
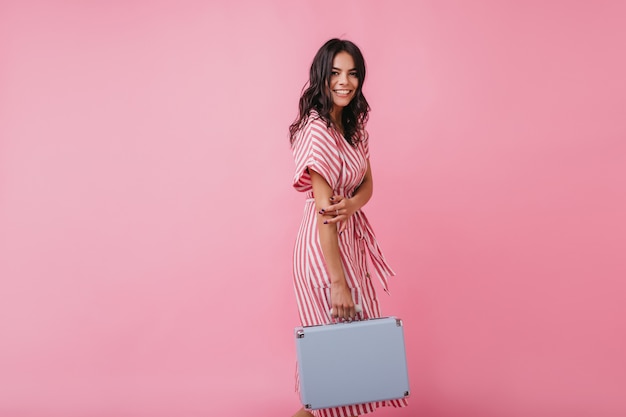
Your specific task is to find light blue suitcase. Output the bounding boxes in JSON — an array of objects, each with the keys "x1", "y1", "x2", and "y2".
[{"x1": 295, "y1": 317, "x2": 410, "y2": 410}]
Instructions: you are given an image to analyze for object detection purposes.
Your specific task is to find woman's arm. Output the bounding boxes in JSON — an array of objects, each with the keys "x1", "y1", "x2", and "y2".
[
  {"x1": 321, "y1": 160, "x2": 373, "y2": 229},
  {"x1": 310, "y1": 169, "x2": 356, "y2": 320}
]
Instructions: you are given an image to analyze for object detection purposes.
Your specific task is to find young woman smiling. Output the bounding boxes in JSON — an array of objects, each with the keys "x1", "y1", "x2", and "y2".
[{"x1": 288, "y1": 38, "x2": 407, "y2": 417}]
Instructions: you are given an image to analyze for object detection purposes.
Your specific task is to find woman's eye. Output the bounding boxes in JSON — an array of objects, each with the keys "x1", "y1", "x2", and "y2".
[
  {"x1": 331, "y1": 71, "x2": 339, "y2": 76},
  {"x1": 349, "y1": 72, "x2": 358, "y2": 77}
]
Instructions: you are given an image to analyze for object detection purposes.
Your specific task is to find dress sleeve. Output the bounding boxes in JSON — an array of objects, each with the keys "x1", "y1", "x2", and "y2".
[{"x1": 292, "y1": 118, "x2": 341, "y2": 192}]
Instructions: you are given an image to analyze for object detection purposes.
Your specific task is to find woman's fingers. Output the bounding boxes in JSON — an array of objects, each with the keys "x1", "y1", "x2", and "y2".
[
  {"x1": 319, "y1": 207, "x2": 342, "y2": 216},
  {"x1": 319, "y1": 208, "x2": 340, "y2": 215},
  {"x1": 331, "y1": 305, "x2": 356, "y2": 320},
  {"x1": 319, "y1": 209, "x2": 345, "y2": 225},
  {"x1": 322, "y1": 215, "x2": 346, "y2": 227},
  {"x1": 322, "y1": 195, "x2": 356, "y2": 230},
  {"x1": 330, "y1": 304, "x2": 357, "y2": 321},
  {"x1": 330, "y1": 306, "x2": 343, "y2": 322},
  {"x1": 322, "y1": 196, "x2": 346, "y2": 214}
]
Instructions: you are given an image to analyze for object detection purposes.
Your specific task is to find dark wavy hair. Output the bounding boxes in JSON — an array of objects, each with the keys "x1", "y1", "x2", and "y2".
[{"x1": 289, "y1": 38, "x2": 370, "y2": 147}]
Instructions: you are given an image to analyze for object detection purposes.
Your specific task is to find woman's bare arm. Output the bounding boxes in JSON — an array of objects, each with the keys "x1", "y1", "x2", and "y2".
[{"x1": 310, "y1": 169, "x2": 356, "y2": 320}]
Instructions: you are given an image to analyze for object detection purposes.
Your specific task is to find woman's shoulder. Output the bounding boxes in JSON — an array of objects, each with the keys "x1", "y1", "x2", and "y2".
[
  {"x1": 304, "y1": 109, "x2": 326, "y2": 128},
  {"x1": 297, "y1": 110, "x2": 332, "y2": 139}
]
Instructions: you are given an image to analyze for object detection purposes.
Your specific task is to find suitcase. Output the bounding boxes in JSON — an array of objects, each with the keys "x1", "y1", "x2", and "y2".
[{"x1": 295, "y1": 317, "x2": 410, "y2": 410}]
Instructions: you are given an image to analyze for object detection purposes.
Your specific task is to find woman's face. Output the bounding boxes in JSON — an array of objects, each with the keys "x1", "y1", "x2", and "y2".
[{"x1": 329, "y1": 51, "x2": 359, "y2": 113}]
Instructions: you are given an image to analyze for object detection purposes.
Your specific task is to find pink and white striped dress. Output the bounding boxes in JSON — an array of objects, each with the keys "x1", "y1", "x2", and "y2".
[{"x1": 291, "y1": 111, "x2": 408, "y2": 416}]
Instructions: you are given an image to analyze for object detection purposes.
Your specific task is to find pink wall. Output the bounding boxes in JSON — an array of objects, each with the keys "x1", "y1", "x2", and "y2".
[{"x1": 1, "y1": 1, "x2": 625, "y2": 416}]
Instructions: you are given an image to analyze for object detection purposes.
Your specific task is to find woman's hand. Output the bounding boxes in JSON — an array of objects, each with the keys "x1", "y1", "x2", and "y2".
[
  {"x1": 319, "y1": 195, "x2": 358, "y2": 233},
  {"x1": 330, "y1": 281, "x2": 356, "y2": 321}
]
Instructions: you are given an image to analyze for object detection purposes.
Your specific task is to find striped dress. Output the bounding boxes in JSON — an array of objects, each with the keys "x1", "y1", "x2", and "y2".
[{"x1": 291, "y1": 111, "x2": 408, "y2": 416}]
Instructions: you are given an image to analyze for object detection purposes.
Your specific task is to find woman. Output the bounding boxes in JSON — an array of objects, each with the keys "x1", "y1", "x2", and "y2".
[{"x1": 289, "y1": 39, "x2": 407, "y2": 417}]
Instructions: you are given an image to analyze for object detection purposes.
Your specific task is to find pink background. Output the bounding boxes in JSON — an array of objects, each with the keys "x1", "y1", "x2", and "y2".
[{"x1": 1, "y1": 1, "x2": 625, "y2": 416}]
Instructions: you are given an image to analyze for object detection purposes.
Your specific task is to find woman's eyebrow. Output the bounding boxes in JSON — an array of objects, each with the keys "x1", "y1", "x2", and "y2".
[{"x1": 332, "y1": 67, "x2": 357, "y2": 71}]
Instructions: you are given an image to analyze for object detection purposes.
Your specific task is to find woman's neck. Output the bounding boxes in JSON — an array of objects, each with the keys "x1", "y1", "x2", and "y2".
[{"x1": 330, "y1": 108, "x2": 343, "y2": 133}]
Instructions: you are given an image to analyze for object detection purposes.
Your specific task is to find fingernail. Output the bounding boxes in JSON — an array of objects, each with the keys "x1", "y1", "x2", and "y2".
[
  {"x1": 323, "y1": 220, "x2": 328, "y2": 224},
  {"x1": 318, "y1": 210, "x2": 324, "y2": 214},
  {"x1": 330, "y1": 196, "x2": 335, "y2": 201}
]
